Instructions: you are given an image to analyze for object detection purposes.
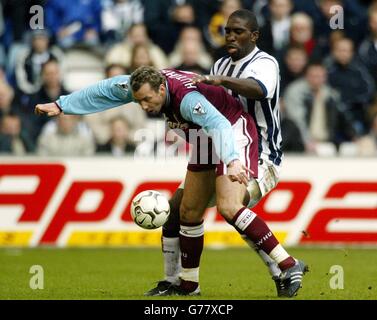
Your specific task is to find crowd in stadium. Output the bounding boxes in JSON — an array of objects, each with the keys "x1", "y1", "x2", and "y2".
[{"x1": 0, "y1": 0, "x2": 376, "y2": 157}]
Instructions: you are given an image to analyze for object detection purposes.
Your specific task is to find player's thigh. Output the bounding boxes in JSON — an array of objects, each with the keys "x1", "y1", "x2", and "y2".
[
  {"x1": 216, "y1": 175, "x2": 247, "y2": 222},
  {"x1": 178, "y1": 179, "x2": 217, "y2": 208},
  {"x1": 169, "y1": 188, "x2": 183, "y2": 214},
  {"x1": 180, "y1": 169, "x2": 216, "y2": 223}
]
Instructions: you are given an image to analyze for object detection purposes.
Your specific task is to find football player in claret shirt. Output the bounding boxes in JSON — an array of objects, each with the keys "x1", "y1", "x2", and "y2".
[{"x1": 35, "y1": 64, "x2": 307, "y2": 297}]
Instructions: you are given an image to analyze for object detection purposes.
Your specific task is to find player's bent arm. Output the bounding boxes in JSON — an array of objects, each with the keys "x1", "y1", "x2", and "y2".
[
  {"x1": 215, "y1": 76, "x2": 265, "y2": 99},
  {"x1": 57, "y1": 75, "x2": 134, "y2": 115},
  {"x1": 202, "y1": 57, "x2": 279, "y2": 101},
  {"x1": 180, "y1": 91, "x2": 239, "y2": 166},
  {"x1": 193, "y1": 75, "x2": 265, "y2": 100}
]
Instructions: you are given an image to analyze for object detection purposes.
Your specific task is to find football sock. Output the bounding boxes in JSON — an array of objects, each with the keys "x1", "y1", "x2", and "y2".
[
  {"x1": 241, "y1": 234, "x2": 281, "y2": 277},
  {"x1": 179, "y1": 221, "x2": 204, "y2": 291},
  {"x1": 161, "y1": 236, "x2": 181, "y2": 284},
  {"x1": 232, "y1": 207, "x2": 295, "y2": 271}
]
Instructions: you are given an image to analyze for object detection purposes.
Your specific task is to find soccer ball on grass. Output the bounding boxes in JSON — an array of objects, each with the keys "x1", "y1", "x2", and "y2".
[{"x1": 130, "y1": 190, "x2": 170, "y2": 229}]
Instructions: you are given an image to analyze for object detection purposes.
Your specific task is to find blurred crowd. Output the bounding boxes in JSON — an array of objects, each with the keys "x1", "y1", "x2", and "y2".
[{"x1": 0, "y1": 0, "x2": 377, "y2": 157}]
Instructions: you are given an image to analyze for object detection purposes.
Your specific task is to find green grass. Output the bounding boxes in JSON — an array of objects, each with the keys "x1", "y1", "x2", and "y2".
[{"x1": 0, "y1": 247, "x2": 376, "y2": 300}]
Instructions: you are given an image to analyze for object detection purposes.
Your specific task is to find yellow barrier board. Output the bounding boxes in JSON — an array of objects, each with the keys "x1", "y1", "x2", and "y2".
[
  {"x1": 67, "y1": 231, "x2": 288, "y2": 247},
  {"x1": 0, "y1": 232, "x2": 33, "y2": 246}
]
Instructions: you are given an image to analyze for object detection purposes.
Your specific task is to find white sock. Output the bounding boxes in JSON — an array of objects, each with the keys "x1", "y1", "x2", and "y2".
[
  {"x1": 162, "y1": 236, "x2": 181, "y2": 284},
  {"x1": 269, "y1": 244, "x2": 290, "y2": 264},
  {"x1": 180, "y1": 267, "x2": 199, "y2": 283},
  {"x1": 241, "y1": 234, "x2": 281, "y2": 277}
]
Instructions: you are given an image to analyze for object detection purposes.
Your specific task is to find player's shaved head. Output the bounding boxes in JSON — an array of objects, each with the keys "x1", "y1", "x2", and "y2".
[
  {"x1": 130, "y1": 66, "x2": 165, "y2": 93},
  {"x1": 229, "y1": 9, "x2": 259, "y2": 32}
]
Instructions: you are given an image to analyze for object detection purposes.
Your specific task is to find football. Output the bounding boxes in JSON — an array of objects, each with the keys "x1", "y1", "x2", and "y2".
[{"x1": 130, "y1": 190, "x2": 170, "y2": 229}]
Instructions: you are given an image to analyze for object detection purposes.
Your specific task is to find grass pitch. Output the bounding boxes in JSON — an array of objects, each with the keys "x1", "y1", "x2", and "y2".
[{"x1": 0, "y1": 247, "x2": 376, "y2": 300}]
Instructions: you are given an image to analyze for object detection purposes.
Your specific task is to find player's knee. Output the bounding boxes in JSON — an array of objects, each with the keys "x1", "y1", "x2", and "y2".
[
  {"x1": 217, "y1": 199, "x2": 240, "y2": 222},
  {"x1": 179, "y1": 201, "x2": 202, "y2": 224}
]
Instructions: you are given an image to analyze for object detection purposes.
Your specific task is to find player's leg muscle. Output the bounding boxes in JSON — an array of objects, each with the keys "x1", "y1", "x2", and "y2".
[
  {"x1": 216, "y1": 175, "x2": 247, "y2": 221},
  {"x1": 180, "y1": 169, "x2": 216, "y2": 223}
]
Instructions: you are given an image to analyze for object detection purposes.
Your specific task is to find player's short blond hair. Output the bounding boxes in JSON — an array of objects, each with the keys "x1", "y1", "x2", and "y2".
[{"x1": 130, "y1": 66, "x2": 165, "y2": 93}]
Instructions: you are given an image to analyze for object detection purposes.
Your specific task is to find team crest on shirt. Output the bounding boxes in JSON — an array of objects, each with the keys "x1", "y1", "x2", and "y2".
[
  {"x1": 193, "y1": 102, "x2": 206, "y2": 115},
  {"x1": 115, "y1": 82, "x2": 129, "y2": 93}
]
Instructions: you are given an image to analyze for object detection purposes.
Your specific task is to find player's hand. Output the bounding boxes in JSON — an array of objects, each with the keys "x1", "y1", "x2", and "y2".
[
  {"x1": 227, "y1": 160, "x2": 253, "y2": 186},
  {"x1": 34, "y1": 102, "x2": 62, "y2": 117},
  {"x1": 192, "y1": 74, "x2": 222, "y2": 86}
]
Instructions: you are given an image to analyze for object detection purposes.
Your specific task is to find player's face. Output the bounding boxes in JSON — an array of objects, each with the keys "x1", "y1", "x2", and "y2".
[
  {"x1": 133, "y1": 82, "x2": 166, "y2": 115},
  {"x1": 225, "y1": 17, "x2": 258, "y2": 61}
]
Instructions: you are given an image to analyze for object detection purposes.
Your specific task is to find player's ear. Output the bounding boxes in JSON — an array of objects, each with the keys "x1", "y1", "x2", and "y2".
[
  {"x1": 159, "y1": 83, "x2": 166, "y2": 96},
  {"x1": 251, "y1": 30, "x2": 259, "y2": 42}
]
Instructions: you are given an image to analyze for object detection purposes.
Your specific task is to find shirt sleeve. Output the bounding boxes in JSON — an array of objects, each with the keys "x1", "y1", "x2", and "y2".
[
  {"x1": 180, "y1": 91, "x2": 239, "y2": 165},
  {"x1": 57, "y1": 75, "x2": 134, "y2": 115},
  {"x1": 243, "y1": 57, "x2": 278, "y2": 99}
]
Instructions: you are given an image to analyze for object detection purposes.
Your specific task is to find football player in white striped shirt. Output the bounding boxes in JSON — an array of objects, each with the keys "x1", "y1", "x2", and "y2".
[{"x1": 193, "y1": 8, "x2": 307, "y2": 294}]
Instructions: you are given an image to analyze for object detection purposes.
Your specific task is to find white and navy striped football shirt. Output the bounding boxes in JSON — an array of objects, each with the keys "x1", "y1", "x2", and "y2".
[{"x1": 210, "y1": 46, "x2": 283, "y2": 166}]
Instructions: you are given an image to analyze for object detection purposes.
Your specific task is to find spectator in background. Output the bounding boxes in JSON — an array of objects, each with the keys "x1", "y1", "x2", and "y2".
[
  {"x1": 15, "y1": 30, "x2": 64, "y2": 94},
  {"x1": 45, "y1": 0, "x2": 102, "y2": 49},
  {"x1": 279, "y1": 98, "x2": 305, "y2": 153},
  {"x1": 0, "y1": 113, "x2": 34, "y2": 155},
  {"x1": 129, "y1": 43, "x2": 154, "y2": 72},
  {"x1": 96, "y1": 116, "x2": 136, "y2": 156},
  {"x1": 84, "y1": 64, "x2": 146, "y2": 145},
  {"x1": 354, "y1": 105, "x2": 377, "y2": 156},
  {"x1": 288, "y1": 13, "x2": 319, "y2": 59},
  {"x1": 206, "y1": 0, "x2": 242, "y2": 51},
  {"x1": 2, "y1": 0, "x2": 47, "y2": 77},
  {"x1": 191, "y1": 0, "x2": 252, "y2": 34},
  {"x1": 128, "y1": 43, "x2": 164, "y2": 121},
  {"x1": 22, "y1": 59, "x2": 70, "y2": 144},
  {"x1": 105, "y1": 23, "x2": 168, "y2": 69},
  {"x1": 0, "y1": 79, "x2": 16, "y2": 118},
  {"x1": 325, "y1": 37, "x2": 375, "y2": 136},
  {"x1": 280, "y1": 45, "x2": 308, "y2": 93},
  {"x1": 284, "y1": 62, "x2": 353, "y2": 153},
  {"x1": 174, "y1": 40, "x2": 209, "y2": 74},
  {"x1": 168, "y1": 26, "x2": 213, "y2": 72},
  {"x1": 258, "y1": 0, "x2": 293, "y2": 62},
  {"x1": 101, "y1": 0, "x2": 144, "y2": 44},
  {"x1": 358, "y1": 4, "x2": 377, "y2": 87},
  {"x1": 37, "y1": 114, "x2": 95, "y2": 156},
  {"x1": 298, "y1": 0, "x2": 367, "y2": 51},
  {"x1": 143, "y1": 0, "x2": 196, "y2": 54}
]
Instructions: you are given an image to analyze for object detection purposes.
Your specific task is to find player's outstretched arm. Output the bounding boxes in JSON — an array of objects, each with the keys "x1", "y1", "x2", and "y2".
[
  {"x1": 34, "y1": 102, "x2": 62, "y2": 117},
  {"x1": 35, "y1": 75, "x2": 134, "y2": 117}
]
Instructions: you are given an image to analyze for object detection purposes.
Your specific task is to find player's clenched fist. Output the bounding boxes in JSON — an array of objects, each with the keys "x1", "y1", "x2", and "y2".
[{"x1": 34, "y1": 102, "x2": 62, "y2": 117}]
